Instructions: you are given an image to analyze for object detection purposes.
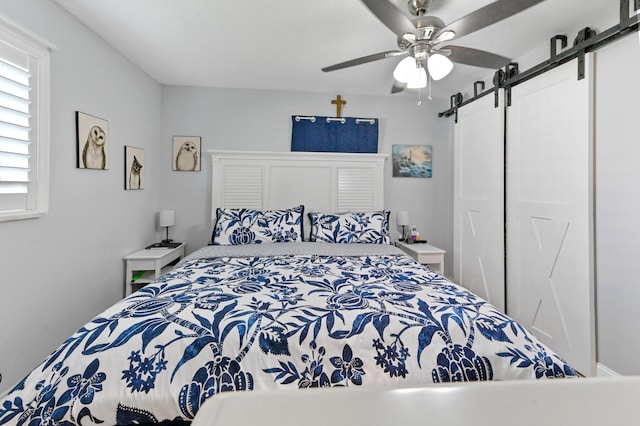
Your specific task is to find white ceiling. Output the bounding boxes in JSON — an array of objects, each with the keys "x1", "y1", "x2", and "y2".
[{"x1": 52, "y1": 0, "x2": 616, "y2": 99}]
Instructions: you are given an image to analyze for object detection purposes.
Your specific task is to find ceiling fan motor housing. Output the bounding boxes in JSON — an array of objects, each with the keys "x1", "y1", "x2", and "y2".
[
  {"x1": 408, "y1": 0, "x2": 434, "y2": 16},
  {"x1": 414, "y1": 16, "x2": 445, "y2": 39}
]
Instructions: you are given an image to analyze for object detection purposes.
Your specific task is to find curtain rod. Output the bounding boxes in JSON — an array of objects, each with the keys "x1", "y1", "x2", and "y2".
[{"x1": 294, "y1": 116, "x2": 377, "y2": 124}]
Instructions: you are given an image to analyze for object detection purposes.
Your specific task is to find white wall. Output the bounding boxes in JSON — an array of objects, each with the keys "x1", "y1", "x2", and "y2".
[
  {"x1": 159, "y1": 86, "x2": 452, "y2": 262},
  {"x1": 594, "y1": 33, "x2": 640, "y2": 376},
  {"x1": 0, "y1": 0, "x2": 163, "y2": 392}
]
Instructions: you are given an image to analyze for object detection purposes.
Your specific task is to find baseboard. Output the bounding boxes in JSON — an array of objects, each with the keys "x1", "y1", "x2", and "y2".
[{"x1": 596, "y1": 363, "x2": 621, "y2": 377}]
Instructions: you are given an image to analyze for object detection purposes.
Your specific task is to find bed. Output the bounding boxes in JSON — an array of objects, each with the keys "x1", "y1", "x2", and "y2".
[
  {"x1": 0, "y1": 151, "x2": 577, "y2": 425},
  {"x1": 0, "y1": 241, "x2": 576, "y2": 425}
]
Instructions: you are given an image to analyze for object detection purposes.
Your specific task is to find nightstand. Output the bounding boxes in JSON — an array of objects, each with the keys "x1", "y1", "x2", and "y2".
[
  {"x1": 396, "y1": 241, "x2": 445, "y2": 274},
  {"x1": 124, "y1": 243, "x2": 185, "y2": 296}
]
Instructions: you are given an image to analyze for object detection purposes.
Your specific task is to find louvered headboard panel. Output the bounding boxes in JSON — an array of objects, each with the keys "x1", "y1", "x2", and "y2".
[{"x1": 209, "y1": 150, "x2": 388, "y2": 227}]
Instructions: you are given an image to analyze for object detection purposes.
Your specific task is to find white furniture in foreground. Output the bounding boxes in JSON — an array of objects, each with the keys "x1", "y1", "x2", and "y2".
[
  {"x1": 397, "y1": 241, "x2": 445, "y2": 274},
  {"x1": 123, "y1": 243, "x2": 185, "y2": 296},
  {"x1": 191, "y1": 377, "x2": 640, "y2": 426}
]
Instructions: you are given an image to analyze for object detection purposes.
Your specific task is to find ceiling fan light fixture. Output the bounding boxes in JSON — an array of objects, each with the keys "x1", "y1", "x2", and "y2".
[
  {"x1": 392, "y1": 56, "x2": 417, "y2": 83},
  {"x1": 406, "y1": 66, "x2": 427, "y2": 89},
  {"x1": 427, "y1": 53, "x2": 453, "y2": 81}
]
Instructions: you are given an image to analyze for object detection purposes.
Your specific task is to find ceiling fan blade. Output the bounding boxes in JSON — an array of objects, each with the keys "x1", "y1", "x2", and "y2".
[
  {"x1": 361, "y1": 0, "x2": 416, "y2": 36},
  {"x1": 322, "y1": 50, "x2": 407, "y2": 72},
  {"x1": 435, "y1": 0, "x2": 546, "y2": 41},
  {"x1": 443, "y1": 45, "x2": 511, "y2": 68},
  {"x1": 391, "y1": 80, "x2": 406, "y2": 93}
]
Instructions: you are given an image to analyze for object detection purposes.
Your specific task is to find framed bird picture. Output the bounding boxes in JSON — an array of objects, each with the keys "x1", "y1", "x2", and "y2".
[
  {"x1": 124, "y1": 146, "x2": 144, "y2": 190},
  {"x1": 172, "y1": 136, "x2": 201, "y2": 171},
  {"x1": 76, "y1": 111, "x2": 109, "y2": 169}
]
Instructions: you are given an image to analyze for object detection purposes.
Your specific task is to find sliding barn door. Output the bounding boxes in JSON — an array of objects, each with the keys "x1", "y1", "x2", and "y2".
[
  {"x1": 506, "y1": 56, "x2": 595, "y2": 375},
  {"x1": 453, "y1": 93, "x2": 505, "y2": 311}
]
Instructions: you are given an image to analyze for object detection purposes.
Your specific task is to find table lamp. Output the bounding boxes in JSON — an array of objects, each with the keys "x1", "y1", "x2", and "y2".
[
  {"x1": 397, "y1": 210, "x2": 409, "y2": 242},
  {"x1": 159, "y1": 209, "x2": 175, "y2": 243}
]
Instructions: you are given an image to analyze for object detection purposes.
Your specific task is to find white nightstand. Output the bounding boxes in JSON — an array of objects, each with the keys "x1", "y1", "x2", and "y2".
[
  {"x1": 396, "y1": 241, "x2": 445, "y2": 274},
  {"x1": 124, "y1": 243, "x2": 185, "y2": 296}
]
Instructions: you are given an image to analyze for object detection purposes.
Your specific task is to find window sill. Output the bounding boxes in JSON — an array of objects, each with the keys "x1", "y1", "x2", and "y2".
[{"x1": 0, "y1": 210, "x2": 46, "y2": 223}]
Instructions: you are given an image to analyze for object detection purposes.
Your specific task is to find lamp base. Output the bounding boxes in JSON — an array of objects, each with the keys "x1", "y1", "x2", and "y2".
[
  {"x1": 399, "y1": 225, "x2": 408, "y2": 242},
  {"x1": 162, "y1": 226, "x2": 172, "y2": 244}
]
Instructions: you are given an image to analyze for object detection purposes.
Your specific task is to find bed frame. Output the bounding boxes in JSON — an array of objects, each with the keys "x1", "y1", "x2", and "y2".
[{"x1": 209, "y1": 150, "x2": 388, "y2": 226}]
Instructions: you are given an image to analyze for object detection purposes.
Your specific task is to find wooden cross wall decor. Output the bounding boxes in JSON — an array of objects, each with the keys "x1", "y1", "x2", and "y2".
[{"x1": 331, "y1": 95, "x2": 346, "y2": 117}]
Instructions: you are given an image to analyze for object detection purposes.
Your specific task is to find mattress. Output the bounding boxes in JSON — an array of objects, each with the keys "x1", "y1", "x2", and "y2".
[{"x1": 0, "y1": 243, "x2": 576, "y2": 425}]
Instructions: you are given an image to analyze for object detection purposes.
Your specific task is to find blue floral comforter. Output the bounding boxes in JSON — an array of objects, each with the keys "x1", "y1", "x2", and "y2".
[{"x1": 0, "y1": 244, "x2": 576, "y2": 425}]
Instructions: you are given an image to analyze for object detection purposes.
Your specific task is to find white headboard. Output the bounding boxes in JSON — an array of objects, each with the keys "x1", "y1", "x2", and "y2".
[{"x1": 209, "y1": 150, "x2": 388, "y2": 225}]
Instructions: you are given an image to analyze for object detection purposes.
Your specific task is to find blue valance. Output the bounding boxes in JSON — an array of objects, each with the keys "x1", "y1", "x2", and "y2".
[{"x1": 291, "y1": 116, "x2": 378, "y2": 153}]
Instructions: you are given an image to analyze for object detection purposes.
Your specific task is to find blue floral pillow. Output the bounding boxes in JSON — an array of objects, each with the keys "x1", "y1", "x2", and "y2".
[
  {"x1": 309, "y1": 211, "x2": 391, "y2": 244},
  {"x1": 212, "y1": 205, "x2": 304, "y2": 245}
]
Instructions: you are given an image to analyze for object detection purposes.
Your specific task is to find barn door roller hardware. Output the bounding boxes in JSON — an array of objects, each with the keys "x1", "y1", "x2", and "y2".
[
  {"x1": 439, "y1": 0, "x2": 639, "y2": 118},
  {"x1": 493, "y1": 70, "x2": 505, "y2": 108},
  {"x1": 504, "y1": 63, "x2": 519, "y2": 106},
  {"x1": 574, "y1": 27, "x2": 597, "y2": 79},
  {"x1": 449, "y1": 92, "x2": 464, "y2": 123}
]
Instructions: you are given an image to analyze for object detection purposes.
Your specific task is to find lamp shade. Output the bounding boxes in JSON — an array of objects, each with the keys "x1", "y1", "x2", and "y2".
[
  {"x1": 397, "y1": 211, "x2": 410, "y2": 226},
  {"x1": 427, "y1": 54, "x2": 454, "y2": 81},
  {"x1": 159, "y1": 209, "x2": 175, "y2": 227},
  {"x1": 392, "y1": 57, "x2": 416, "y2": 83},
  {"x1": 393, "y1": 57, "x2": 428, "y2": 89},
  {"x1": 406, "y1": 67, "x2": 427, "y2": 89}
]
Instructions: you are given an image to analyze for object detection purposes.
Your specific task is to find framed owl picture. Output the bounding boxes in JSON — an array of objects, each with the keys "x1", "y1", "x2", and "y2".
[
  {"x1": 124, "y1": 146, "x2": 144, "y2": 190},
  {"x1": 172, "y1": 136, "x2": 201, "y2": 171},
  {"x1": 76, "y1": 111, "x2": 109, "y2": 169}
]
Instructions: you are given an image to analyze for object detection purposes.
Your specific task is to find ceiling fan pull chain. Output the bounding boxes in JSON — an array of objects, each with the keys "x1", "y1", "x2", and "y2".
[
  {"x1": 428, "y1": 72, "x2": 433, "y2": 101},
  {"x1": 417, "y1": 87, "x2": 422, "y2": 106}
]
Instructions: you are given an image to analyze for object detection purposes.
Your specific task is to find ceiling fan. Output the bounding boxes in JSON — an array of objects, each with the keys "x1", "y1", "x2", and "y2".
[{"x1": 322, "y1": 0, "x2": 546, "y2": 93}]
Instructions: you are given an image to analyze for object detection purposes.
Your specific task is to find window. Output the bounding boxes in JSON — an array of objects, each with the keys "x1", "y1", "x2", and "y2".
[{"x1": 0, "y1": 16, "x2": 52, "y2": 222}]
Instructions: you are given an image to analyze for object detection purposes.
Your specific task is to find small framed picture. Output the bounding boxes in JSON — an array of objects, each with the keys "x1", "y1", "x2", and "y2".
[
  {"x1": 392, "y1": 144, "x2": 432, "y2": 178},
  {"x1": 124, "y1": 146, "x2": 144, "y2": 190},
  {"x1": 76, "y1": 111, "x2": 109, "y2": 169},
  {"x1": 172, "y1": 136, "x2": 201, "y2": 171}
]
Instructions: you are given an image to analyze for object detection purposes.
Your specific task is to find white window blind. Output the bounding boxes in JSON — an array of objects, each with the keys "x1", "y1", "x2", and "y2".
[{"x1": 0, "y1": 16, "x2": 52, "y2": 221}]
